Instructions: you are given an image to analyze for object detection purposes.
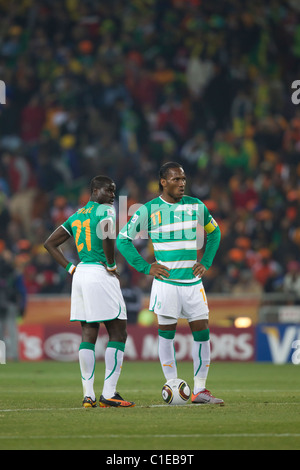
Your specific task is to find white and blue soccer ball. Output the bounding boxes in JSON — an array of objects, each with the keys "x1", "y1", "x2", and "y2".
[{"x1": 161, "y1": 378, "x2": 191, "y2": 405}]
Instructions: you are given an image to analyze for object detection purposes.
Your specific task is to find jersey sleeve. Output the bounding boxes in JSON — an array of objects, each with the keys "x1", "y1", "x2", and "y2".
[
  {"x1": 117, "y1": 205, "x2": 151, "y2": 274},
  {"x1": 197, "y1": 201, "x2": 221, "y2": 270},
  {"x1": 61, "y1": 217, "x2": 73, "y2": 236},
  {"x1": 203, "y1": 207, "x2": 219, "y2": 235}
]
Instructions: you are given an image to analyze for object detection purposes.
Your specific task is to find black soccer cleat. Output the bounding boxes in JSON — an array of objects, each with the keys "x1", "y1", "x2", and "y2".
[
  {"x1": 82, "y1": 396, "x2": 97, "y2": 408},
  {"x1": 99, "y1": 392, "x2": 135, "y2": 408}
]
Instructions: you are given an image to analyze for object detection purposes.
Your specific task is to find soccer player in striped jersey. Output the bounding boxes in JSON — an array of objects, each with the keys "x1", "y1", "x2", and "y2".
[
  {"x1": 117, "y1": 162, "x2": 224, "y2": 405},
  {"x1": 44, "y1": 175, "x2": 135, "y2": 408}
]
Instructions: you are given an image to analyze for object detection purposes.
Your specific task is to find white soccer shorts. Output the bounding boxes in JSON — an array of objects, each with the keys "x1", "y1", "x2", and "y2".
[
  {"x1": 149, "y1": 278, "x2": 209, "y2": 322},
  {"x1": 70, "y1": 263, "x2": 127, "y2": 323}
]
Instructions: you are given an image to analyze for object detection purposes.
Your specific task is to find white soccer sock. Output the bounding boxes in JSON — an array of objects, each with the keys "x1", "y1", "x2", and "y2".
[
  {"x1": 192, "y1": 329, "x2": 211, "y2": 394},
  {"x1": 158, "y1": 330, "x2": 177, "y2": 380},
  {"x1": 79, "y1": 342, "x2": 96, "y2": 400},
  {"x1": 102, "y1": 342, "x2": 125, "y2": 399}
]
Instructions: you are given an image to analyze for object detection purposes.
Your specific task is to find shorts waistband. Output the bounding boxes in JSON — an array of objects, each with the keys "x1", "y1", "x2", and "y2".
[{"x1": 77, "y1": 262, "x2": 106, "y2": 269}]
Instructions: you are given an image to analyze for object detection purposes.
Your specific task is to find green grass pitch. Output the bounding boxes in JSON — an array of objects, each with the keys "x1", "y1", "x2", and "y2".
[{"x1": 0, "y1": 361, "x2": 299, "y2": 450}]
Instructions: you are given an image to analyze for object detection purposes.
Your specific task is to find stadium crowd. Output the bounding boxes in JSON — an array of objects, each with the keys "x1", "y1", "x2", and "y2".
[{"x1": 1, "y1": 0, "x2": 300, "y2": 324}]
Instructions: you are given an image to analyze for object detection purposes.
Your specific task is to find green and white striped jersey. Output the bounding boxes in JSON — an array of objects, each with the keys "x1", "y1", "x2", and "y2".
[{"x1": 117, "y1": 195, "x2": 221, "y2": 286}]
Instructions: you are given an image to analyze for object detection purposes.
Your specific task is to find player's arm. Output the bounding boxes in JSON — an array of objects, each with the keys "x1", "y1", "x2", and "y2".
[
  {"x1": 193, "y1": 205, "x2": 221, "y2": 278},
  {"x1": 117, "y1": 235, "x2": 170, "y2": 280},
  {"x1": 102, "y1": 236, "x2": 120, "y2": 279},
  {"x1": 98, "y1": 209, "x2": 120, "y2": 277},
  {"x1": 117, "y1": 208, "x2": 170, "y2": 280},
  {"x1": 102, "y1": 237, "x2": 116, "y2": 267},
  {"x1": 44, "y1": 226, "x2": 76, "y2": 275}
]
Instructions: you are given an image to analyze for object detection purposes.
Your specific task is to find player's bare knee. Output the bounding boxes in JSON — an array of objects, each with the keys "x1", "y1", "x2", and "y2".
[
  {"x1": 105, "y1": 319, "x2": 127, "y2": 344},
  {"x1": 120, "y1": 328, "x2": 127, "y2": 344},
  {"x1": 81, "y1": 322, "x2": 99, "y2": 344},
  {"x1": 110, "y1": 328, "x2": 127, "y2": 344}
]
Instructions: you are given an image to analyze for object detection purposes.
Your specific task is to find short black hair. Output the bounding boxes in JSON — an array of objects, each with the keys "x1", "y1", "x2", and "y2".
[
  {"x1": 159, "y1": 162, "x2": 183, "y2": 191},
  {"x1": 90, "y1": 175, "x2": 114, "y2": 194}
]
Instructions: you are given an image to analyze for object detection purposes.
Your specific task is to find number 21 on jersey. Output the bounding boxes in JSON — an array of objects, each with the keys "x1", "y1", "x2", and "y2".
[{"x1": 72, "y1": 219, "x2": 91, "y2": 252}]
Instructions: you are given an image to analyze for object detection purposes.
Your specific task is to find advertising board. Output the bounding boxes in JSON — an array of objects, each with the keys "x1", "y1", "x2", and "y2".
[
  {"x1": 256, "y1": 324, "x2": 300, "y2": 364},
  {"x1": 18, "y1": 325, "x2": 255, "y2": 362}
]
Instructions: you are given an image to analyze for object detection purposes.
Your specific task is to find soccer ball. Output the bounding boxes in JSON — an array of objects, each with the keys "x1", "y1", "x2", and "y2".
[{"x1": 161, "y1": 378, "x2": 191, "y2": 405}]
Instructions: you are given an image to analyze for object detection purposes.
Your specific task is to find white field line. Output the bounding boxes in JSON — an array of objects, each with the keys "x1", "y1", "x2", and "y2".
[{"x1": 0, "y1": 433, "x2": 299, "y2": 441}]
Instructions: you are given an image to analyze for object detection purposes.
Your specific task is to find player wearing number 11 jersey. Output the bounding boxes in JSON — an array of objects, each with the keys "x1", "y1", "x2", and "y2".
[
  {"x1": 117, "y1": 162, "x2": 224, "y2": 405},
  {"x1": 44, "y1": 175, "x2": 135, "y2": 409}
]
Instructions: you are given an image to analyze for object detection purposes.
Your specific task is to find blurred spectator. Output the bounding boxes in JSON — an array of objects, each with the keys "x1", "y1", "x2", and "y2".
[
  {"x1": 180, "y1": 131, "x2": 209, "y2": 169},
  {"x1": 231, "y1": 176, "x2": 259, "y2": 210},
  {"x1": 283, "y1": 261, "x2": 300, "y2": 300},
  {"x1": 0, "y1": 245, "x2": 27, "y2": 360},
  {"x1": 186, "y1": 49, "x2": 214, "y2": 99},
  {"x1": 50, "y1": 196, "x2": 74, "y2": 228},
  {"x1": 27, "y1": 248, "x2": 65, "y2": 294},
  {"x1": 252, "y1": 249, "x2": 283, "y2": 292},
  {"x1": 20, "y1": 95, "x2": 46, "y2": 143},
  {"x1": 156, "y1": 89, "x2": 189, "y2": 144}
]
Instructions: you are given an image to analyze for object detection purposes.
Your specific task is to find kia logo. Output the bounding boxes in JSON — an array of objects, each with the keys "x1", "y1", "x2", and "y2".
[{"x1": 44, "y1": 333, "x2": 81, "y2": 361}]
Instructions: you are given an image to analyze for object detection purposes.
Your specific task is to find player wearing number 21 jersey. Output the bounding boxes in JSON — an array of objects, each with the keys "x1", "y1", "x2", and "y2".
[
  {"x1": 44, "y1": 175, "x2": 134, "y2": 409},
  {"x1": 61, "y1": 199, "x2": 127, "y2": 323}
]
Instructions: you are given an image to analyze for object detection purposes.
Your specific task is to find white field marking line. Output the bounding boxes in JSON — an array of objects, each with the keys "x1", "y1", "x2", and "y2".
[
  {"x1": 0, "y1": 433, "x2": 300, "y2": 441},
  {"x1": 0, "y1": 401, "x2": 300, "y2": 413}
]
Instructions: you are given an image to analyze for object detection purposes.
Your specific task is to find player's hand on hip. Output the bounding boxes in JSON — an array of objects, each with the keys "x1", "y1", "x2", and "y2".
[
  {"x1": 149, "y1": 262, "x2": 170, "y2": 280},
  {"x1": 193, "y1": 262, "x2": 207, "y2": 278},
  {"x1": 112, "y1": 270, "x2": 121, "y2": 281},
  {"x1": 106, "y1": 268, "x2": 120, "y2": 281}
]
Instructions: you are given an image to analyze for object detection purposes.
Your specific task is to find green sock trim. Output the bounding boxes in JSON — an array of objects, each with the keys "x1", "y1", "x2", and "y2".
[
  {"x1": 158, "y1": 329, "x2": 176, "y2": 340},
  {"x1": 195, "y1": 343, "x2": 202, "y2": 376},
  {"x1": 105, "y1": 348, "x2": 118, "y2": 381},
  {"x1": 79, "y1": 343, "x2": 95, "y2": 381},
  {"x1": 79, "y1": 342, "x2": 95, "y2": 351},
  {"x1": 192, "y1": 328, "x2": 210, "y2": 342},
  {"x1": 107, "y1": 341, "x2": 125, "y2": 352}
]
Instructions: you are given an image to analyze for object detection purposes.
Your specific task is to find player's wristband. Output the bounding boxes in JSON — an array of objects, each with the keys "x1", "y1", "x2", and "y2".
[
  {"x1": 107, "y1": 262, "x2": 117, "y2": 272},
  {"x1": 65, "y1": 262, "x2": 76, "y2": 275}
]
